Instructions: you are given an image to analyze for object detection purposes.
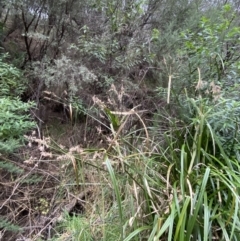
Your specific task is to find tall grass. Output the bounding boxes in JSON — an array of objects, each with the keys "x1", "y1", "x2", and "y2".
[
  {"x1": 50, "y1": 94, "x2": 240, "y2": 240},
  {"x1": 102, "y1": 95, "x2": 240, "y2": 240},
  {"x1": 150, "y1": 96, "x2": 240, "y2": 240}
]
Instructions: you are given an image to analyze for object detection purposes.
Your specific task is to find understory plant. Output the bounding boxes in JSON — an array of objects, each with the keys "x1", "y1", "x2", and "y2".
[
  {"x1": 43, "y1": 92, "x2": 240, "y2": 241},
  {"x1": 48, "y1": 78, "x2": 240, "y2": 240},
  {"x1": 174, "y1": 3, "x2": 240, "y2": 98},
  {"x1": 147, "y1": 7, "x2": 240, "y2": 239},
  {"x1": 150, "y1": 95, "x2": 240, "y2": 240},
  {"x1": 0, "y1": 97, "x2": 35, "y2": 153},
  {"x1": 103, "y1": 95, "x2": 240, "y2": 240},
  {"x1": 0, "y1": 54, "x2": 35, "y2": 152},
  {"x1": 0, "y1": 54, "x2": 36, "y2": 237},
  {"x1": 30, "y1": 3, "x2": 240, "y2": 240}
]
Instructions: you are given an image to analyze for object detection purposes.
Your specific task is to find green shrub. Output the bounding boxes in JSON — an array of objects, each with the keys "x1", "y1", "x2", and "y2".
[
  {"x1": 0, "y1": 218, "x2": 22, "y2": 232},
  {"x1": 0, "y1": 53, "x2": 35, "y2": 153},
  {"x1": 176, "y1": 4, "x2": 240, "y2": 98},
  {"x1": 152, "y1": 96, "x2": 240, "y2": 240},
  {"x1": 0, "y1": 97, "x2": 35, "y2": 153},
  {"x1": 0, "y1": 53, "x2": 27, "y2": 97}
]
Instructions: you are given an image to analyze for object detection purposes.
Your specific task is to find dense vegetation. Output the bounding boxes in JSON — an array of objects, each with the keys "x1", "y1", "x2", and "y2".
[{"x1": 1, "y1": 0, "x2": 240, "y2": 240}]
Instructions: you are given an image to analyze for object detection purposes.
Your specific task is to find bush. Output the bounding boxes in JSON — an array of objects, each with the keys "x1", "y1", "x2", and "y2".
[
  {"x1": 0, "y1": 97, "x2": 35, "y2": 153},
  {"x1": 0, "y1": 53, "x2": 35, "y2": 153},
  {"x1": 0, "y1": 53, "x2": 27, "y2": 97},
  {"x1": 175, "y1": 4, "x2": 240, "y2": 98}
]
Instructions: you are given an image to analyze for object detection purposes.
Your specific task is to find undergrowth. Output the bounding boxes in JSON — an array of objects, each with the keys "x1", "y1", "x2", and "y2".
[
  {"x1": 47, "y1": 82, "x2": 240, "y2": 241},
  {"x1": 2, "y1": 3, "x2": 240, "y2": 241}
]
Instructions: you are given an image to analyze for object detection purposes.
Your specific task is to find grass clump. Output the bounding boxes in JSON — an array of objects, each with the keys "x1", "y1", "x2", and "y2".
[{"x1": 153, "y1": 96, "x2": 240, "y2": 240}]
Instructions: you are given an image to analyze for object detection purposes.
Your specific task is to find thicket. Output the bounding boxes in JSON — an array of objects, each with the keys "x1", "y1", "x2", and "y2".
[
  {"x1": 0, "y1": 54, "x2": 35, "y2": 153},
  {"x1": 1, "y1": 0, "x2": 240, "y2": 240}
]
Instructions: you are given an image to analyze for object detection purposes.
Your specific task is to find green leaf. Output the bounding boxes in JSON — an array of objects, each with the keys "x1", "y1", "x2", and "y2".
[
  {"x1": 104, "y1": 107, "x2": 120, "y2": 131},
  {"x1": 123, "y1": 226, "x2": 150, "y2": 241}
]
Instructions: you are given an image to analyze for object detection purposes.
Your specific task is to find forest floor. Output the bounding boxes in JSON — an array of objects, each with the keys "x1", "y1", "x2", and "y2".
[{"x1": 1, "y1": 111, "x2": 101, "y2": 240}]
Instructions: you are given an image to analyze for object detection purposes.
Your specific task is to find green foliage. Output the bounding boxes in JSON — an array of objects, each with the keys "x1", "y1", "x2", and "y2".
[
  {"x1": 70, "y1": 97, "x2": 87, "y2": 123},
  {"x1": 0, "y1": 21, "x2": 4, "y2": 46},
  {"x1": 0, "y1": 54, "x2": 35, "y2": 153},
  {"x1": 0, "y1": 52, "x2": 36, "y2": 238},
  {"x1": 0, "y1": 97, "x2": 35, "y2": 139},
  {"x1": 104, "y1": 108, "x2": 120, "y2": 131},
  {"x1": 33, "y1": 55, "x2": 97, "y2": 97},
  {"x1": 30, "y1": 2, "x2": 240, "y2": 241},
  {"x1": 51, "y1": 210, "x2": 124, "y2": 241},
  {"x1": 177, "y1": 4, "x2": 240, "y2": 97},
  {"x1": 20, "y1": 173, "x2": 43, "y2": 184},
  {"x1": 70, "y1": 0, "x2": 154, "y2": 84},
  {"x1": 96, "y1": 5, "x2": 240, "y2": 237},
  {"x1": 0, "y1": 160, "x2": 23, "y2": 174},
  {"x1": 94, "y1": 95, "x2": 240, "y2": 240},
  {"x1": 207, "y1": 98, "x2": 240, "y2": 156},
  {"x1": 75, "y1": 22, "x2": 146, "y2": 77},
  {"x1": 105, "y1": 157, "x2": 124, "y2": 239},
  {"x1": 3, "y1": 1, "x2": 240, "y2": 240},
  {"x1": 0, "y1": 54, "x2": 27, "y2": 97},
  {"x1": 0, "y1": 218, "x2": 22, "y2": 232},
  {"x1": 154, "y1": 96, "x2": 240, "y2": 240},
  {"x1": 0, "y1": 97, "x2": 35, "y2": 153},
  {"x1": 172, "y1": 4, "x2": 240, "y2": 157},
  {"x1": 51, "y1": 91, "x2": 240, "y2": 240},
  {"x1": 154, "y1": 3, "x2": 240, "y2": 173},
  {"x1": 52, "y1": 214, "x2": 94, "y2": 241}
]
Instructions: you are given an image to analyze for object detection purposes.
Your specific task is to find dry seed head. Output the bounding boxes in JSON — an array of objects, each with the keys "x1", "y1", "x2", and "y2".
[
  {"x1": 57, "y1": 153, "x2": 74, "y2": 161},
  {"x1": 69, "y1": 145, "x2": 83, "y2": 154},
  {"x1": 210, "y1": 81, "x2": 221, "y2": 101},
  {"x1": 43, "y1": 90, "x2": 52, "y2": 95},
  {"x1": 40, "y1": 151, "x2": 53, "y2": 158},
  {"x1": 24, "y1": 156, "x2": 36, "y2": 165},
  {"x1": 92, "y1": 95, "x2": 106, "y2": 110}
]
